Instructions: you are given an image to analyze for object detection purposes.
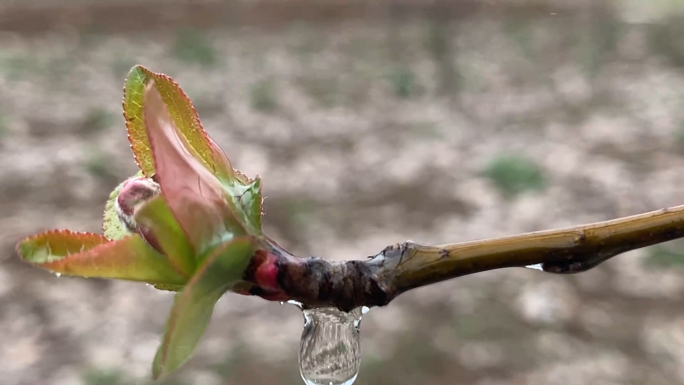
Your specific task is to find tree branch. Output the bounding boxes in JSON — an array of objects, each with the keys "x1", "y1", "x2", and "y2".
[{"x1": 240, "y1": 204, "x2": 684, "y2": 312}]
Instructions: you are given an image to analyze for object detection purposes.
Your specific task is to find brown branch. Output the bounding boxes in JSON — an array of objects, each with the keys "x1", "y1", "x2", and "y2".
[{"x1": 241, "y1": 204, "x2": 684, "y2": 312}]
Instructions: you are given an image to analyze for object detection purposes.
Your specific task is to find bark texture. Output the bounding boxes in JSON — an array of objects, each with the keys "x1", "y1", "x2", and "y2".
[{"x1": 242, "y1": 205, "x2": 684, "y2": 311}]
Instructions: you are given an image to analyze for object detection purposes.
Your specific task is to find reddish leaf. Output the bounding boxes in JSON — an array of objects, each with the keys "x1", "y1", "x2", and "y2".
[
  {"x1": 17, "y1": 230, "x2": 187, "y2": 285},
  {"x1": 145, "y1": 70, "x2": 233, "y2": 181},
  {"x1": 143, "y1": 80, "x2": 246, "y2": 253}
]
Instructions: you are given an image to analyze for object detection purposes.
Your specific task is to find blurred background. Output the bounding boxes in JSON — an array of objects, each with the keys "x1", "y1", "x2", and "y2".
[{"x1": 2, "y1": 0, "x2": 684, "y2": 384}]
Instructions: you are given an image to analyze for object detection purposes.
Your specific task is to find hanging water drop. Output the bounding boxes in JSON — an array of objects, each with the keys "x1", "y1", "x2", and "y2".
[{"x1": 299, "y1": 307, "x2": 365, "y2": 385}]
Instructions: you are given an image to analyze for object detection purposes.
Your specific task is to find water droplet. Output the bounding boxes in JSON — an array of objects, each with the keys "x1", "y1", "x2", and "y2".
[
  {"x1": 288, "y1": 300, "x2": 303, "y2": 308},
  {"x1": 525, "y1": 263, "x2": 544, "y2": 271},
  {"x1": 361, "y1": 306, "x2": 370, "y2": 315},
  {"x1": 299, "y1": 307, "x2": 364, "y2": 385},
  {"x1": 54, "y1": 272, "x2": 61, "y2": 277}
]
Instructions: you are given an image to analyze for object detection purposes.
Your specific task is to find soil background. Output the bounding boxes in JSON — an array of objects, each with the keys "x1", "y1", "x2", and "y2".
[{"x1": 2, "y1": 1, "x2": 684, "y2": 384}]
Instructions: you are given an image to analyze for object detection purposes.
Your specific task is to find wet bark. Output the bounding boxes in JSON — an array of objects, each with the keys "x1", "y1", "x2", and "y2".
[{"x1": 242, "y1": 205, "x2": 684, "y2": 312}]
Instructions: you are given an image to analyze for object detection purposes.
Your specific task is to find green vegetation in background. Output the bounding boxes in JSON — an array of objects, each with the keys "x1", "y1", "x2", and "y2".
[
  {"x1": 386, "y1": 66, "x2": 418, "y2": 98},
  {"x1": 250, "y1": 78, "x2": 278, "y2": 112},
  {"x1": 674, "y1": 121, "x2": 684, "y2": 152},
  {"x1": 82, "y1": 368, "x2": 188, "y2": 385},
  {"x1": 289, "y1": 22, "x2": 325, "y2": 56},
  {"x1": 647, "y1": 15, "x2": 684, "y2": 67},
  {"x1": 82, "y1": 369, "x2": 128, "y2": 385},
  {"x1": 362, "y1": 333, "x2": 453, "y2": 384},
  {"x1": 504, "y1": 17, "x2": 535, "y2": 61},
  {"x1": 80, "y1": 108, "x2": 115, "y2": 134},
  {"x1": 298, "y1": 74, "x2": 343, "y2": 108},
  {"x1": 422, "y1": 19, "x2": 459, "y2": 94},
  {"x1": 0, "y1": 113, "x2": 7, "y2": 141},
  {"x1": 46, "y1": 55, "x2": 78, "y2": 88},
  {"x1": 82, "y1": 150, "x2": 118, "y2": 183},
  {"x1": 172, "y1": 30, "x2": 217, "y2": 67},
  {"x1": 483, "y1": 154, "x2": 546, "y2": 198},
  {"x1": 111, "y1": 57, "x2": 138, "y2": 79},
  {"x1": 574, "y1": 15, "x2": 621, "y2": 79},
  {"x1": 285, "y1": 198, "x2": 319, "y2": 230},
  {"x1": 0, "y1": 55, "x2": 42, "y2": 81},
  {"x1": 644, "y1": 241, "x2": 684, "y2": 269},
  {"x1": 77, "y1": 24, "x2": 111, "y2": 49},
  {"x1": 210, "y1": 343, "x2": 302, "y2": 385},
  {"x1": 406, "y1": 121, "x2": 443, "y2": 140}
]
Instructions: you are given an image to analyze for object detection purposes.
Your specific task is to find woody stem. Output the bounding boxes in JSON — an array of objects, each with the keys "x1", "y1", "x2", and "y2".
[{"x1": 242, "y1": 205, "x2": 684, "y2": 312}]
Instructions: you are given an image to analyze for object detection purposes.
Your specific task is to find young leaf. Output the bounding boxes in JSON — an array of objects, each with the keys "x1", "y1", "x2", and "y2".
[
  {"x1": 142, "y1": 80, "x2": 247, "y2": 254},
  {"x1": 123, "y1": 65, "x2": 235, "y2": 181},
  {"x1": 152, "y1": 236, "x2": 256, "y2": 379},
  {"x1": 123, "y1": 65, "x2": 264, "y2": 235},
  {"x1": 224, "y1": 177, "x2": 263, "y2": 233},
  {"x1": 123, "y1": 67, "x2": 155, "y2": 177},
  {"x1": 144, "y1": 69, "x2": 231, "y2": 179},
  {"x1": 17, "y1": 230, "x2": 187, "y2": 285},
  {"x1": 134, "y1": 194, "x2": 195, "y2": 275}
]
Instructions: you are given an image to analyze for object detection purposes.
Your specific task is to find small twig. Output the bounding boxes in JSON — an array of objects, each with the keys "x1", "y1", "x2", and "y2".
[{"x1": 241, "y1": 205, "x2": 684, "y2": 312}]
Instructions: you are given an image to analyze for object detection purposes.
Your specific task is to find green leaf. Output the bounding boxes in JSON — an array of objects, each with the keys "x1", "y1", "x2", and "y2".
[
  {"x1": 152, "y1": 236, "x2": 256, "y2": 379},
  {"x1": 102, "y1": 172, "x2": 142, "y2": 240},
  {"x1": 224, "y1": 177, "x2": 263, "y2": 233},
  {"x1": 17, "y1": 230, "x2": 187, "y2": 285},
  {"x1": 134, "y1": 194, "x2": 195, "y2": 276},
  {"x1": 483, "y1": 154, "x2": 546, "y2": 199},
  {"x1": 123, "y1": 67, "x2": 155, "y2": 177}
]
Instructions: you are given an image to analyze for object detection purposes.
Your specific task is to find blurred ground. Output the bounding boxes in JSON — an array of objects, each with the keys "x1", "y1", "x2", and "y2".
[{"x1": 2, "y1": 1, "x2": 684, "y2": 384}]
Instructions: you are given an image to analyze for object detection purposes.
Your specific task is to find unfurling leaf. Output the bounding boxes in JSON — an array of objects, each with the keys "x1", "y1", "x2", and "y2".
[
  {"x1": 142, "y1": 79, "x2": 244, "y2": 253},
  {"x1": 122, "y1": 66, "x2": 264, "y2": 232},
  {"x1": 123, "y1": 66, "x2": 234, "y2": 181}
]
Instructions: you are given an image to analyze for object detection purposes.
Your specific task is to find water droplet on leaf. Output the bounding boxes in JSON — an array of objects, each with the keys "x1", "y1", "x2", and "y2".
[{"x1": 299, "y1": 307, "x2": 365, "y2": 385}]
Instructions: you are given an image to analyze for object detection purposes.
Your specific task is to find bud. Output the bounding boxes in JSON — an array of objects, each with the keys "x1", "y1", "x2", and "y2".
[
  {"x1": 115, "y1": 177, "x2": 161, "y2": 230},
  {"x1": 115, "y1": 177, "x2": 165, "y2": 254}
]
